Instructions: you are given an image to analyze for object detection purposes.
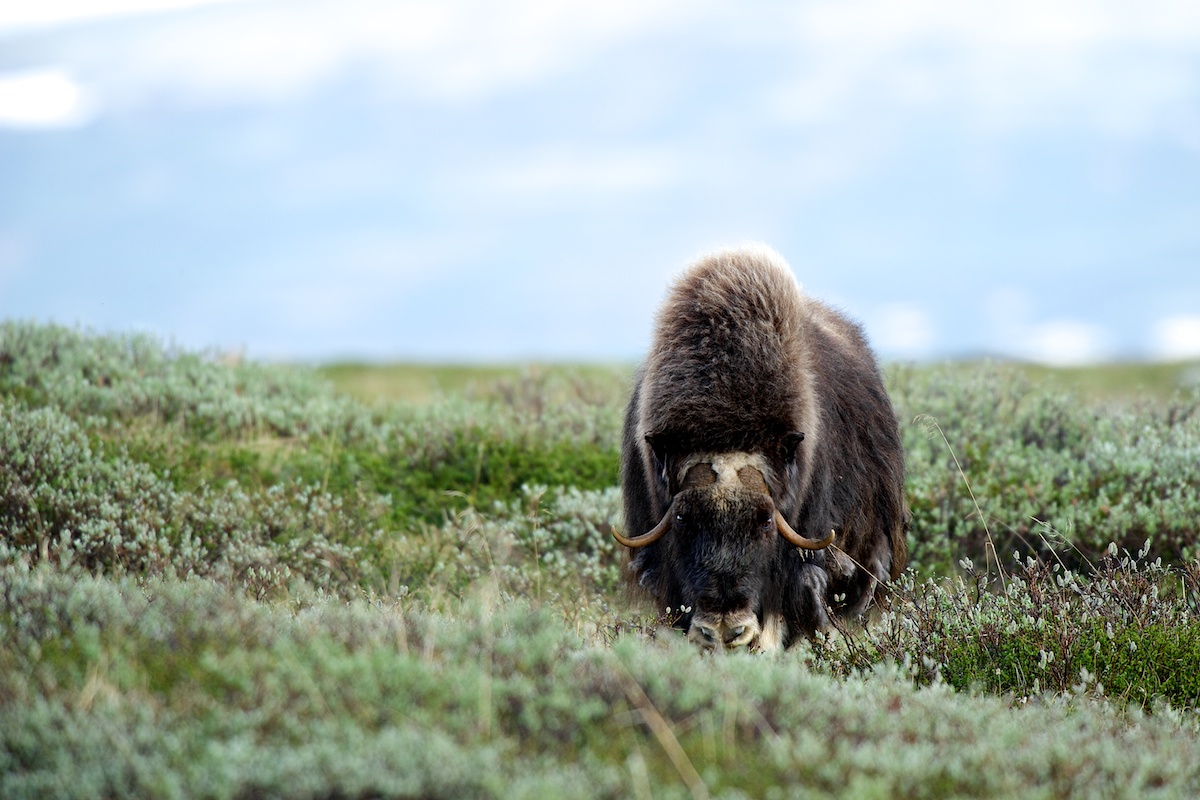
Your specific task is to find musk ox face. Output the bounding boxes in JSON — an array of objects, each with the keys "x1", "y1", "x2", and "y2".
[
  {"x1": 615, "y1": 452, "x2": 833, "y2": 652},
  {"x1": 668, "y1": 480, "x2": 775, "y2": 651}
]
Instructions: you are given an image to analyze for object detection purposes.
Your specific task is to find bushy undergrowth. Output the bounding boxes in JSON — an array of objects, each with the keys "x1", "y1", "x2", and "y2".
[
  {"x1": 4, "y1": 565, "x2": 1200, "y2": 800},
  {"x1": 805, "y1": 546, "x2": 1200, "y2": 711},
  {"x1": 392, "y1": 485, "x2": 624, "y2": 603},
  {"x1": 888, "y1": 363, "x2": 1200, "y2": 570},
  {"x1": 0, "y1": 320, "x2": 356, "y2": 439},
  {"x1": 6, "y1": 321, "x2": 1199, "y2": 581},
  {"x1": 5, "y1": 321, "x2": 1200, "y2": 797},
  {"x1": 0, "y1": 402, "x2": 371, "y2": 594},
  {"x1": 1, "y1": 321, "x2": 621, "y2": 595}
]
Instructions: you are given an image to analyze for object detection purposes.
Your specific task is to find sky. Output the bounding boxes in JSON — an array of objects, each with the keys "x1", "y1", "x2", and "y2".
[{"x1": 1, "y1": 0, "x2": 1199, "y2": 364}]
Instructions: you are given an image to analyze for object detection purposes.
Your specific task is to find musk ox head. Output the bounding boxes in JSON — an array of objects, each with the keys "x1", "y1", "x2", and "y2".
[{"x1": 613, "y1": 451, "x2": 833, "y2": 651}]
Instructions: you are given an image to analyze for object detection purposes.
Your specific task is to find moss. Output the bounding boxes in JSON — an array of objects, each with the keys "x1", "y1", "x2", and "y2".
[{"x1": 1079, "y1": 623, "x2": 1200, "y2": 710}]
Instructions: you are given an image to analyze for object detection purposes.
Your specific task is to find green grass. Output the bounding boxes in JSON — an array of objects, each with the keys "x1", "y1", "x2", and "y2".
[
  {"x1": 317, "y1": 361, "x2": 633, "y2": 405},
  {"x1": 1005, "y1": 358, "x2": 1200, "y2": 403},
  {"x1": 4, "y1": 320, "x2": 1200, "y2": 798},
  {"x1": 316, "y1": 358, "x2": 1200, "y2": 408}
]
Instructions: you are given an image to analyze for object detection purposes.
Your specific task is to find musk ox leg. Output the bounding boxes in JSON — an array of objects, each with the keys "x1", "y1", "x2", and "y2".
[
  {"x1": 828, "y1": 542, "x2": 894, "y2": 618},
  {"x1": 755, "y1": 610, "x2": 786, "y2": 653},
  {"x1": 784, "y1": 561, "x2": 831, "y2": 642},
  {"x1": 826, "y1": 546, "x2": 869, "y2": 617},
  {"x1": 841, "y1": 552, "x2": 892, "y2": 617}
]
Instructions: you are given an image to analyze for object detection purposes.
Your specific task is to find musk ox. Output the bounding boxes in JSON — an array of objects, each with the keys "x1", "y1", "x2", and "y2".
[{"x1": 615, "y1": 245, "x2": 907, "y2": 652}]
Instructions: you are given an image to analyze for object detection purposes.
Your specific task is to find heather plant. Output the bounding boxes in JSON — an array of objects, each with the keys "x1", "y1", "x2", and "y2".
[
  {"x1": 1, "y1": 320, "x2": 622, "y2": 529},
  {"x1": 8, "y1": 321, "x2": 1199, "y2": 576}
]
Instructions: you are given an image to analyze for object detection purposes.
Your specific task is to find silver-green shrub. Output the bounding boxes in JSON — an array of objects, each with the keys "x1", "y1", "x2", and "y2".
[
  {"x1": 4, "y1": 564, "x2": 1200, "y2": 800},
  {"x1": 401, "y1": 485, "x2": 624, "y2": 604},
  {"x1": 889, "y1": 363, "x2": 1200, "y2": 569},
  {"x1": 0, "y1": 401, "x2": 367, "y2": 594},
  {"x1": 0, "y1": 320, "x2": 360, "y2": 438}
]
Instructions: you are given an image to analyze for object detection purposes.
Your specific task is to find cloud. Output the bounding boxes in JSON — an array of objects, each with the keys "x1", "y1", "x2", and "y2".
[
  {"x1": 0, "y1": 68, "x2": 95, "y2": 128},
  {"x1": 3, "y1": 0, "x2": 1198, "y2": 363},
  {"x1": 981, "y1": 289, "x2": 1121, "y2": 365},
  {"x1": 871, "y1": 303, "x2": 936, "y2": 357},
  {"x1": 1151, "y1": 315, "x2": 1200, "y2": 361},
  {"x1": 767, "y1": 0, "x2": 1200, "y2": 145},
  {"x1": 467, "y1": 146, "x2": 681, "y2": 200},
  {"x1": 6, "y1": 0, "x2": 686, "y2": 110},
  {"x1": 1021, "y1": 320, "x2": 1110, "y2": 365},
  {"x1": 0, "y1": 0, "x2": 248, "y2": 34},
  {"x1": 10, "y1": 0, "x2": 1199, "y2": 142}
]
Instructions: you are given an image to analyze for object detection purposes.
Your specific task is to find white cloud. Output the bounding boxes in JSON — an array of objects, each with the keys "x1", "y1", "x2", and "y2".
[
  {"x1": 768, "y1": 0, "x2": 1200, "y2": 145},
  {"x1": 14, "y1": 0, "x2": 687, "y2": 110},
  {"x1": 871, "y1": 303, "x2": 936, "y2": 357},
  {"x1": 12, "y1": 0, "x2": 1198, "y2": 135},
  {"x1": 1021, "y1": 319, "x2": 1109, "y2": 365},
  {"x1": 1151, "y1": 315, "x2": 1200, "y2": 361},
  {"x1": 0, "y1": 0, "x2": 250, "y2": 34},
  {"x1": 0, "y1": 69, "x2": 95, "y2": 128},
  {"x1": 468, "y1": 146, "x2": 681, "y2": 199}
]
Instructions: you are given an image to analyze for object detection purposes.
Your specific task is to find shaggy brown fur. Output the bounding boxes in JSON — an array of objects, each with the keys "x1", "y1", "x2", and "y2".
[{"x1": 620, "y1": 245, "x2": 908, "y2": 649}]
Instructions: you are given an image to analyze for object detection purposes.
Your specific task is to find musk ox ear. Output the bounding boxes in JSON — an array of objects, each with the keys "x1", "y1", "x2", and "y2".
[{"x1": 781, "y1": 431, "x2": 805, "y2": 464}]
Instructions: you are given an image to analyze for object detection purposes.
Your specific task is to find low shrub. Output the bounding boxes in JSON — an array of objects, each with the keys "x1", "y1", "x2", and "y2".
[
  {"x1": 1, "y1": 320, "x2": 623, "y2": 534},
  {"x1": 808, "y1": 546, "x2": 1200, "y2": 711},
  {"x1": 6, "y1": 322, "x2": 1200, "y2": 796},
  {"x1": 0, "y1": 402, "x2": 371, "y2": 595},
  {"x1": 889, "y1": 363, "x2": 1200, "y2": 571},
  {"x1": 4, "y1": 565, "x2": 1200, "y2": 800}
]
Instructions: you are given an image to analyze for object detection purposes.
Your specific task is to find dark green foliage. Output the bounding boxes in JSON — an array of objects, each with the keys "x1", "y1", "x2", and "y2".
[
  {"x1": 1078, "y1": 623, "x2": 1200, "y2": 709},
  {"x1": 938, "y1": 615, "x2": 1200, "y2": 711},
  {"x1": 300, "y1": 422, "x2": 618, "y2": 527}
]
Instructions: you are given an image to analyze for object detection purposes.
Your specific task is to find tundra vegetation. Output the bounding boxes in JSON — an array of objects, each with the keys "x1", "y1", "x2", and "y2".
[{"x1": 2, "y1": 320, "x2": 1200, "y2": 799}]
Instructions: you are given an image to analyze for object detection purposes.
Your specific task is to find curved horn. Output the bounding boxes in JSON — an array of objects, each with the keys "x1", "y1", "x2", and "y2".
[
  {"x1": 612, "y1": 505, "x2": 674, "y2": 548},
  {"x1": 775, "y1": 511, "x2": 835, "y2": 550}
]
